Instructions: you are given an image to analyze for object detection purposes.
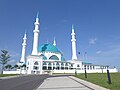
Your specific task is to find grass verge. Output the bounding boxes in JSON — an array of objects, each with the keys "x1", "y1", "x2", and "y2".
[
  {"x1": 75, "y1": 73, "x2": 120, "y2": 90},
  {"x1": 0, "y1": 74, "x2": 19, "y2": 77}
]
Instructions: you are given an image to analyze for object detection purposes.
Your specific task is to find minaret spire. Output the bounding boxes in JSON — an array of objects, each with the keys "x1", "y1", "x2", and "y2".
[
  {"x1": 32, "y1": 13, "x2": 40, "y2": 55},
  {"x1": 20, "y1": 32, "x2": 27, "y2": 63},
  {"x1": 36, "y1": 12, "x2": 39, "y2": 18},
  {"x1": 71, "y1": 24, "x2": 77, "y2": 60},
  {"x1": 53, "y1": 37, "x2": 56, "y2": 46}
]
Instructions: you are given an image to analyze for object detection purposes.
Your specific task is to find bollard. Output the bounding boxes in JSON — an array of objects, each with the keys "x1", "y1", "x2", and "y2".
[
  {"x1": 84, "y1": 65, "x2": 87, "y2": 78},
  {"x1": 107, "y1": 69, "x2": 112, "y2": 84},
  {"x1": 75, "y1": 69, "x2": 77, "y2": 76},
  {"x1": 85, "y1": 68, "x2": 87, "y2": 78}
]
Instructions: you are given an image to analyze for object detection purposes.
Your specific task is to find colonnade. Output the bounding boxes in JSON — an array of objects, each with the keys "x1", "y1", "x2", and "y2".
[{"x1": 43, "y1": 61, "x2": 71, "y2": 70}]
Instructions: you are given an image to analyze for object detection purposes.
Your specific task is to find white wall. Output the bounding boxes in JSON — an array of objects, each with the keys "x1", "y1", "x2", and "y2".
[
  {"x1": 52, "y1": 68, "x2": 118, "y2": 74},
  {"x1": 3, "y1": 70, "x2": 26, "y2": 74}
]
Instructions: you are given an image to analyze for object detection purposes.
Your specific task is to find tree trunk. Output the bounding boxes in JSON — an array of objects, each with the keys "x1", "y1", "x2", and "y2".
[{"x1": 1, "y1": 65, "x2": 4, "y2": 74}]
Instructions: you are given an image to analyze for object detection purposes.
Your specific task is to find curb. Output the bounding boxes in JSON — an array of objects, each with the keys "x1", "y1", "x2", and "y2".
[{"x1": 69, "y1": 76, "x2": 110, "y2": 90}]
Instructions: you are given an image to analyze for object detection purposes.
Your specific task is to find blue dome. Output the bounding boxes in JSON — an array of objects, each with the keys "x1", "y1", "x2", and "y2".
[{"x1": 38, "y1": 44, "x2": 61, "y2": 53}]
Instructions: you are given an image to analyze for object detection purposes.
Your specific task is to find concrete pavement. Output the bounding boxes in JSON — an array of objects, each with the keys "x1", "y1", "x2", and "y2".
[
  {"x1": 36, "y1": 76, "x2": 92, "y2": 90},
  {"x1": 36, "y1": 75, "x2": 109, "y2": 90}
]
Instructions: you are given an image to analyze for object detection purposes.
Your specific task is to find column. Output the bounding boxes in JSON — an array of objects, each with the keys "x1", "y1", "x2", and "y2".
[
  {"x1": 64, "y1": 63, "x2": 65, "y2": 70},
  {"x1": 68, "y1": 63, "x2": 69, "y2": 70},
  {"x1": 46, "y1": 63, "x2": 48, "y2": 70},
  {"x1": 55, "y1": 62, "x2": 56, "y2": 70},
  {"x1": 51, "y1": 63, "x2": 53, "y2": 70},
  {"x1": 59, "y1": 63, "x2": 61, "y2": 70}
]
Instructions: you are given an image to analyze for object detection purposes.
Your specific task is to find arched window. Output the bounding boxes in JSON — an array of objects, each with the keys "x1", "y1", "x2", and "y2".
[
  {"x1": 65, "y1": 63, "x2": 68, "y2": 66},
  {"x1": 27, "y1": 62, "x2": 29, "y2": 65},
  {"x1": 77, "y1": 64, "x2": 80, "y2": 67},
  {"x1": 49, "y1": 55, "x2": 59, "y2": 60},
  {"x1": 56, "y1": 62, "x2": 59, "y2": 66},
  {"x1": 48, "y1": 63, "x2": 51, "y2": 66},
  {"x1": 61, "y1": 63, "x2": 64, "y2": 67},
  {"x1": 34, "y1": 61, "x2": 38, "y2": 65},
  {"x1": 40, "y1": 54, "x2": 44, "y2": 56},
  {"x1": 34, "y1": 66, "x2": 39, "y2": 70},
  {"x1": 71, "y1": 64, "x2": 73, "y2": 67},
  {"x1": 43, "y1": 62, "x2": 47, "y2": 65},
  {"x1": 40, "y1": 54, "x2": 47, "y2": 60}
]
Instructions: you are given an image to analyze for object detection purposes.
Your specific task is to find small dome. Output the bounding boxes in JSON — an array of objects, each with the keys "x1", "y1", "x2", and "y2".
[{"x1": 38, "y1": 43, "x2": 61, "y2": 53}]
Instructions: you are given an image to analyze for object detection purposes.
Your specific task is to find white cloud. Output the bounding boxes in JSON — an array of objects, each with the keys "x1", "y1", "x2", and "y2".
[
  {"x1": 9, "y1": 51, "x2": 20, "y2": 58},
  {"x1": 89, "y1": 38, "x2": 97, "y2": 45},
  {"x1": 101, "y1": 47, "x2": 120, "y2": 56},
  {"x1": 8, "y1": 59, "x2": 18, "y2": 65},
  {"x1": 61, "y1": 19, "x2": 68, "y2": 23},
  {"x1": 96, "y1": 50, "x2": 102, "y2": 54},
  {"x1": 94, "y1": 44, "x2": 120, "y2": 68}
]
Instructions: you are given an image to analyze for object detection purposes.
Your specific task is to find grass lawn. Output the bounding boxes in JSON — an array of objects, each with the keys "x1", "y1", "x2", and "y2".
[
  {"x1": 75, "y1": 73, "x2": 120, "y2": 90},
  {"x1": 0, "y1": 74, "x2": 19, "y2": 77}
]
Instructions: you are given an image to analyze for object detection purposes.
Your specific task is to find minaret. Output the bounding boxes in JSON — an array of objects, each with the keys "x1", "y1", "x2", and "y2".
[
  {"x1": 20, "y1": 32, "x2": 27, "y2": 63},
  {"x1": 71, "y1": 24, "x2": 77, "y2": 60},
  {"x1": 32, "y1": 13, "x2": 40, "y2": 55},
  {"x1": 53, "y1": 37, "x2": 56, "y2": 46}
]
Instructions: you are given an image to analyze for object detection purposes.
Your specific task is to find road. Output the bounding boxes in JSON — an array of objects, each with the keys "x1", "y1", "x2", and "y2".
[{"x1": 0, "y1": 74, "x2": 50, "y2": 90}]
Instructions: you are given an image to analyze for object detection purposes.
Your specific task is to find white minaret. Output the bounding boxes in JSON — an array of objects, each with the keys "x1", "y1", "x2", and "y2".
[
  {"x1": 71, "y1": 24, "x2": 77, "y2": 60},
  {"x1": 32, "y1": 13, "x2": 40, "y2": 55},
  {"x1": 53, "y1": 37, "x2": 56, "y2": 46},
  {"x1": 20, "y1": 32, "x2": 27, "y2": 63}
]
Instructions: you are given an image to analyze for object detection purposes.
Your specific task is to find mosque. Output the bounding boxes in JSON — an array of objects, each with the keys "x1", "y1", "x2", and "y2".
[{"x1": 3, "y1": 13, "x2": 118, "y2": 74}]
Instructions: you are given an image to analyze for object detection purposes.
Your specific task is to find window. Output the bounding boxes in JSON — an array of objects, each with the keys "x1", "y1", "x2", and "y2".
[
  {"x1": 33, "y1": 66, "x2": 39, "y2": 70},
  {"x1": 43, "y1": 62, "x2": 46, "y2": 65},
  {"x1": 27, "y1": 62, "x2": 29, "y2": 65},
  {"x1": 34, "y1": 61, "x2": 38, "y2": 65},
  {"x1": 48, "y1": 63, "x2": 51, "y2": 66},
  {"x1": 49, "y1": 55, "x2": 59, "y2": 60},
  {"x1": 65, "y1": 63, "x2": 68, "y2": 66},
  {"x1": 56, "y1": 62, "x2": 59, "y2": 66},
  {"x1": 61, "y1": 63, "x2": 64, "y2": 66}
]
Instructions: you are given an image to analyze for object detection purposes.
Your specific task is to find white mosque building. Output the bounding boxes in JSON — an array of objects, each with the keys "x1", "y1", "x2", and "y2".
[{"x1": 3, "y1": 13, "x2": 118, "y2": 74}]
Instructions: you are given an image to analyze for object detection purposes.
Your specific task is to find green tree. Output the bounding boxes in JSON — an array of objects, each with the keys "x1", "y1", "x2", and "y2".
[
  {"x1": 21, "y1": 64, "x2": 26, "y2": 70},
  {"x1": 14, "y1": 64, "x2": 19, "y2": 70},
  {"x1": 5, "y1": 64, "x2": 12, "y2": 71},
  {"x1": 0, "y1": 50, "x2": 10, "y2": 74}
]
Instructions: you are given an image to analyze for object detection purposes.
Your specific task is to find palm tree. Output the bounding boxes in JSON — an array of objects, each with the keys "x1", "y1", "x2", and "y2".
[
  {"x1": 5, "y1": 64, "x2": 12, "y2": 71},
  {"x1": 0, "y1": 50, "x2": 10, "y2": 74}
]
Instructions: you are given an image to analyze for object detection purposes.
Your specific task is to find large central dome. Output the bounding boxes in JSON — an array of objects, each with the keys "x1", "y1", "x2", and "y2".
[{"x1": 38, "y1": 43, "x2": 61, "y2": 53}]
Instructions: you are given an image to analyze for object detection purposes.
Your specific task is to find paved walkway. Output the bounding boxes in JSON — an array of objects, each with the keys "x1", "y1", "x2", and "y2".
[{"x1": 36, "y1": 76, "x2": 92, "y2": 90}]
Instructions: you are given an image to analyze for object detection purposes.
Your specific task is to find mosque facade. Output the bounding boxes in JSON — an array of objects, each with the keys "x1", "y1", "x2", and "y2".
[{"x1": 4, "y1": 14, "x2": 118, "y2": 74}]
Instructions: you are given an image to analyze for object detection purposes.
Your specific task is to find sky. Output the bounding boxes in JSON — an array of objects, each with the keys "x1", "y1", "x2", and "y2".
[{"x1": 0, "y1": 0, "x2": 120, "y2": 70}]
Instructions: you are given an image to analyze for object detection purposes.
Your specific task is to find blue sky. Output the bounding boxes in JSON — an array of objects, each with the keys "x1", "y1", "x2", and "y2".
[{"x1": 0, "y1": 0, "x2": 120, "y2": 70}]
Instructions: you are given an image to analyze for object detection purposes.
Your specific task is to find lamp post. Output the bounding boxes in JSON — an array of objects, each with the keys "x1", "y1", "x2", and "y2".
[
  {"x1": 78, "y1": 52, "x2": 81, "y2": 61},
  {"x1": 107, "y1": 66, "x2": 111, "y2": 84},
  {"x1": 84, "y1": 65, "x2": 87, "y2": 78}
]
